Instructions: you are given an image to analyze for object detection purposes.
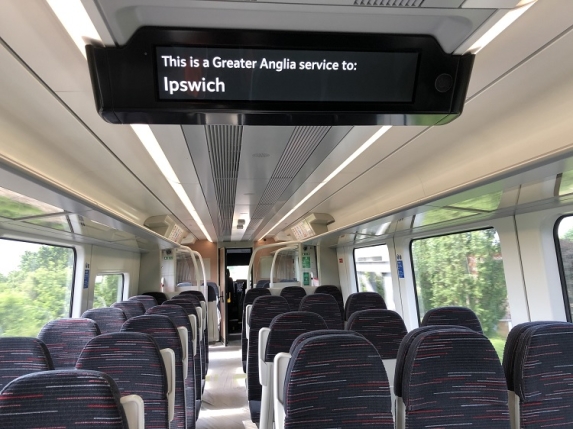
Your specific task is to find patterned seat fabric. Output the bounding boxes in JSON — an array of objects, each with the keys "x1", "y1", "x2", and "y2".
[
  {"x1": 513, "y1": 322, "x2": 573, "y2": 429},
  {"x1": 111, "y1": 301, "x2": 146, "y2": 319},
  {"x1": 77, "y1": 332, "x2": 168, "y2": 428},
  {"x1": 143, "y1": 291, "x2": 168, "y2": 304},
  {"x1": 264, "y1": 312, "x2": 328, "y2": 363},
  {"x1": 178, "y1": 291, "x2": 209, "y2": 367},
  {"x1": 248, "y1": 295, "x2": 290, "y2": 423},
  {"x1": 128, "y1": 294, "x2": 158, "y2": 311},
  {"x1": 288, "y1": 329, "x2": 363, "y2": 353},
  {"x1": 299, "y1": 294, "x2": 343, "y2": 329},
  {"x1": 170, "y1": 295, "x2": 207, "y2": 379},
  {"x1": 401, "y1": 327, "x2": 510, "y2": 429},
  {"x1": 165, "y1": 298, "x2": 204, "y2": 403},
  {"x1": 122, "y1": 315, "x2": 187, "y2": 429},
  {"x1": 38, "y1": 318, "x2": 100, "y2": 369},
  {"x1": 421, "y1": 306, "x2": 483, "y2": 333},
  {"x1": 344, "y1": 292, "x2": 387, "y2": 321},
  {"x1": 180, "y1": 290, "x2": 206, "y2": 302},
  {"x1": 242, "y1": 288, "x2": 272, "y2": 372},
  {"x1": 284, "y1": 333, "x2": 393, "y2": 429},
  {"x1": 314, "y1": 285, "x2": 344, "y2": 316},
  {"x1": 0, "y1": 369, "x2": 128, "y2": 428},
  {"x1": 0, "y1": 337, "x2": 54, "y2": 391},
  {"x1": 147, "y1": 304, "x2": 198, "y2": 422},
  {"x1": 346, "y1": 309, "x2": 407, "y2": 359},
  {"x1": 279, "y1": 287, "x2": 307, "y2": 311},
  {"x1": 82, "y1": 307, "x2": 127, "y2": 334}
]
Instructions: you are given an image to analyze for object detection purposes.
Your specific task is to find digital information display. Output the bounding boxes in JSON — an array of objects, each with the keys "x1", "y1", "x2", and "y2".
[{"x1": 156, "y1": 46, "x2": 418, "y2": 103}]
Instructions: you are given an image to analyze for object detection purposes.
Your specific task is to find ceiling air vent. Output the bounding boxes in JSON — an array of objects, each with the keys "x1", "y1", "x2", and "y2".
[{"x1": 353, "y1": 0, "x2": 424, "y2": 6}]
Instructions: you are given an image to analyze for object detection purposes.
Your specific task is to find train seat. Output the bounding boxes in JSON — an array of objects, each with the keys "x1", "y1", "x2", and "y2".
[
  {"x1": 0, "y1": 369, "x2": 142, "y2": 429},
  {"x1": 247, "y1": 295, "x2": 290, "y2": 424},
  {"x1": 421, "y1": 306, "x2": 483, "y2": 333},
  {"x1": 346, "y1": 309, "x2": 407, "y2": 415},
  {"x1": 314, "y1": 285, "x2": 344, "y2": 316},
  {"x1": 38, "y1": 318, "x2": 100, "y2": 369},
  {"x1": 258, "y1": 311, "x2": 328, "y2": 429},
  {"x1": 299, "y1": 293, "x2": 343, "y2": 329},
  {"x1": 397, "y1": 327, "x2": 509, "y2": 429},
  {"x1": 204, "y1": 282, "x2": 220, "y2": 343},
  {"x1": 128, "y1": 294, "x2": 158, "y2": 311},
  {"x1": 122, "y1": 315, "x2": 187, "y2": 429},
  {"x1": 179, "y1": 291, "x2": 209, "y2": 369},
  {"x1": 511, "y1": 322, "x2": 573, "y2": 429},
  {"x1": 344, "y1": 292, "x2": 387, "y2": 321},
  {"x1": 112, "y1": 300, "x2": 146, "y2": 319},
  {"x1": 241, "y1": 288, "x2": 272, "y2": 372},
  {"x1": 82, "y1": 307, "x2": 127, "y2": 334},
  {"x1": 276, "y1": 333, "x2": 393, "y2": 429},
  {"x1": 148, "y1": 304, "x2": 200, "y2": 421},
  {"x1": 143, "y1": 291, "x2": 168, "y2": 305},
  {"x1": 0, "y1": 337, "x2": 54, "y2": 391},
  {"x1": 279, "y1": 286, "x2": 307, "y2": 311},
  {"x1": 77, "y1": 331, "x2": 174, "y2": 428}
]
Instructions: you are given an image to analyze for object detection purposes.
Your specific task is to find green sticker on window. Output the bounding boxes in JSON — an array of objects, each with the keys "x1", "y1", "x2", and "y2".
[
  {"x1": 303, "y1": 272, "x2": 310, "y2": 286},
  {"x1": 302, "y1": 255, "x2": 311, "y2": 269}
]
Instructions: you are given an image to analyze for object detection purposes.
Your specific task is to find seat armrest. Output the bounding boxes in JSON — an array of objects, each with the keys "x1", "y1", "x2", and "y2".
[
  {"x1": 120, "y1": 394, "x2": 145, "y2": 429},
  {"x1": 259, "y1": 328, "x2": 271, "y2": 386},
  {"x1": 273, "y1": 352, "x2": 291, "y2": 429},
  {"x1": 188, "y1": 315, "x2": 198, "y2": 356},
  {"x1": 160, "y1": 348, "x2": 175, "y2": 422},
  {"x1": 195, "y1": 307, "x2": 203, "y2": 340},
  {"x1": 245, "y1": 305, "x2": 253, "y2": 340},
  {"x1": 176, "y1": 326, "x2": 189, "y2": 380}
]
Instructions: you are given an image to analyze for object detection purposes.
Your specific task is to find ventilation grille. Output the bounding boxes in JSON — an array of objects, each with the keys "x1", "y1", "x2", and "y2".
[
  {"x1": 243, "y1": 126, "x2": 330, "y2": 239},
  {"x1": 206, "y1": 125, "x2": 242, "y2": 238},
  {"x1": 353, "y1": 0, "x2": 424, "y2": 6}
]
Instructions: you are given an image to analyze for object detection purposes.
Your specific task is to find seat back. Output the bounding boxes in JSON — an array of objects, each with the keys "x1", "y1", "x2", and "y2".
[
  {"x1": 128, "y1": 294, "x2": 158, "y2": 311},
  {"x1": 258, "y1": 312, "x2": 328, "y2": 429},
  {"x1": 513, "y1": 322, "x2": 573, "y2": 429},
  {"x1": 0, "y1": 370, "x2": 130, "y2": 428},
  {"x1": 38, "y1": 318, "x2": 100, "y2": 369},
  {"x1": 279, "y1": 286, "x2": 307, "y2": 311},
  {"x1": 299, "y1": 293, "x2": 343, "y2": 329},
  {"x1": 143, "y1": 291, "x2": 168, "y2": 304},
  {"x1": 82, "y1": 307, "x2": 127, "y2": 334},
  {"x1": 0, "y1": 337, "x2": 54, "y2": 390},
  {"x1": 314, "y1": 285, "x2": 344, "y2": 315},
  {"x1": 344, "y1": 292, "x2": 387, "y2": 320},
  {"x1": 242, "y1": 288, "x2": 272, "y2": 372},
  {"x1": 247, "y1": 295, "x2": 290, "y2": 424},
  {"x1": 77, "y1": 332, "x2": 170, "y2": 428},
  {"x1": 122, "y1": 315, "x2": 187, "y2": 429},
  {"x1": 283, "y1": 333, "x2": 393, "y2": 429},
  {"x1": 112, "y1": 301, "x2": 146, "y2": 319},
  {"x1": 179, "y1": 291, "x2": 209, "y2": 367},
  {"x1": 401, "y1": 327, "x2": 509, "y2": 429},
  {"x1": 204, "y1": 282, "x2": 220, "y2": 342},
  {"x1": 421, "y1": 306, "x2": 483, "y2": 333}
]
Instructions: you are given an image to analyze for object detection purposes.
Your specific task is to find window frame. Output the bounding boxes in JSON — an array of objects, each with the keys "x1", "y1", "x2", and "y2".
[
  {"x1": 353, "y1": 243, "x2": 389, "y2": 294},
  {"x1": 553, "y1": 215, "x2": 573, "y2": 322},
  {"x1": 92, "y1": 272, "x2": 125, "y2": 309}
]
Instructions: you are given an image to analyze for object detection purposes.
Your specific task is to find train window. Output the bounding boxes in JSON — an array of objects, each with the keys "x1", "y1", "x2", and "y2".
[
  {"x1": 92, "y1": 274, "x2": 124, "y2": 308},
  {"x1": 554, "y1": 216, "x2": 573, "y2": 321},
  {"x1": 0, "y1": 239, "x2": 75, "y2": 337},
  {"x1": 411, "y1": 228, "x2": 511, "y2": 359},
  {"x1": 353, "y1": 245, "x2": 395, "y2": 310}
]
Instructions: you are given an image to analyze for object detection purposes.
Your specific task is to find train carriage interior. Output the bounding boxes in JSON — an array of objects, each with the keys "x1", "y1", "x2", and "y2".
[{"x1": 2, "y1": 0, "x2": 573, "y2": 428}]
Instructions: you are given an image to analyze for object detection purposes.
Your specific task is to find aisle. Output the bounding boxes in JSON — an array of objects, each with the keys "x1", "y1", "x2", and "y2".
[{"x1": 196, "y1": 340, "x2": 258, "y2": 429}]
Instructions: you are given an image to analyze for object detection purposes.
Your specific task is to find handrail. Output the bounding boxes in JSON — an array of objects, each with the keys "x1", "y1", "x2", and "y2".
[{"x1": 247, "y1": 241, "x2": 301, "y2": 289}]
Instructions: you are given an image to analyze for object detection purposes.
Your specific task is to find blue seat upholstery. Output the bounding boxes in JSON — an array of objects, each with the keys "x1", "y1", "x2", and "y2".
[
  {"x1": 248, "y1": 295, "x2": 290, "y2": 424},
  {"x1": 421, "y1": 306, "x2": 483, "y2": 333},
  {"x1": 147, "y1": 304, "x2": 199, "y2": 422},
  {"x1": 112, "y1": 301, "x2": 146, "y2": 319},
  {"x1": 512, "y1": 322, "x2": 573, "y2": 429},
  {"x1": 77, "y1": 332, "x2": 169, "y2": 428},
  {"x1": 38, "y1": 318, "x2": 100, "y2": 369},
  {"x1": 128, "y1": 294, "x2": 158, "y2": 311},
  {"x1": 346, "y1": 309, "x2": 407, "y2": 359},
  {"x1": 279, "y1": 286, "x2": 307, "y2": 311},
  {"x1": 122, "y1": 315, "x2": 187, "y2": 429},
  {"x1": 143, "y1": 291, "x2": 168, "y2": 304},
  {"x1": 165, "y1": 298, "x2": 204, "y2": 407},
  {"x1": 344, "y1": 292, "x2": 387, "y2": 321},
  {"x1": 400, "y1": 327, "x2": 509, "y2": 429},
  {"x1": 284, "y1": 333, "x2": 394, "y2": 429},
  {"x1": 0, "y1": 370, "x2": 129, "y2": 428},
  {"x1": 314, "y1": 285, "x2": 344, "y2": 316},
  {"x1": 242, "y1": 288, "x2": 272, "y2": 372},
  {"x1": 0, "y1": 337, "x2": 54, "y2": 391},
  {"x1": 82, "y1": 307, "x2": 127, "y2": 334},
  {"x1": 299, "y1": 293, "x2": 343, "y2": 329}
]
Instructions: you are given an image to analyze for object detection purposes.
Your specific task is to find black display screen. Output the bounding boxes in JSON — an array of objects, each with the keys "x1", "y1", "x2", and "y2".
[{"x1": 156, "y1": 46, "x2": 418, "y2": 103}]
